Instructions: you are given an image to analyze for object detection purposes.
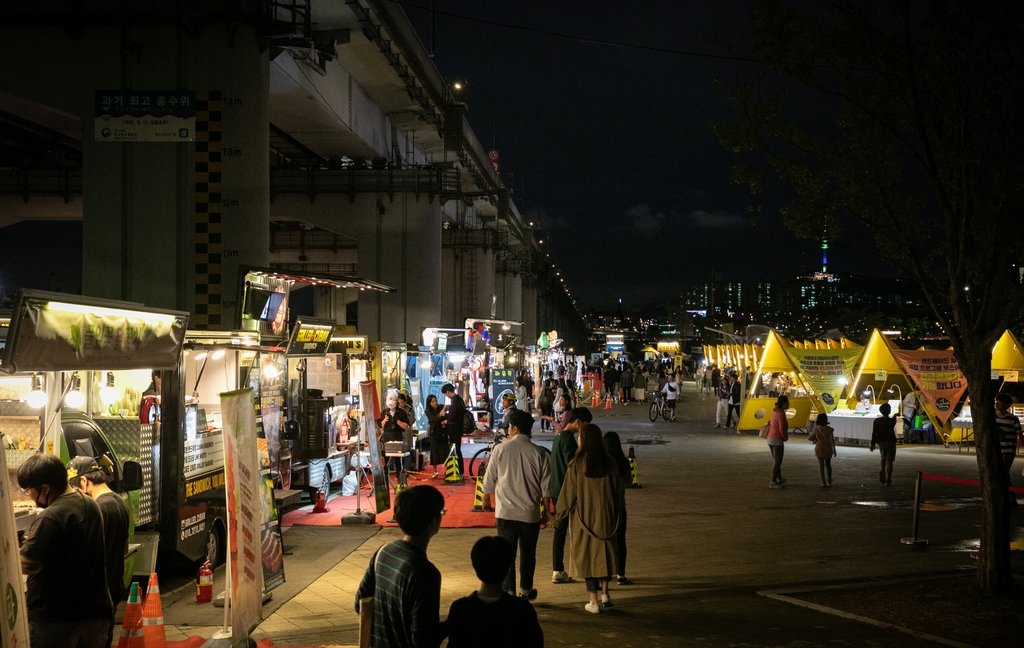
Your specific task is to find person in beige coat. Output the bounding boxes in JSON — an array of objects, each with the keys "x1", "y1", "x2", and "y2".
[{"x1": 551, "y1": 423, "x2": 624, "y2": 614}]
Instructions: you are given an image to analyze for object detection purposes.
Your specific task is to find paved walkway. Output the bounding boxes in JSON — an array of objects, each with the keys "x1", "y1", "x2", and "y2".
[{"x1": 163, "y1": 380, "x2": 1023, "y2": 646}]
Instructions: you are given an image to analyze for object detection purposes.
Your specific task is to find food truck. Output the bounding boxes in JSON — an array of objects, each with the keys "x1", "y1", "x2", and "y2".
[
  {"x1": 0, "y1": 289, "x2": 189, "y2": 578},
  {"x1": 283, "y1": 316, "x2": 350, "y2": 492}
]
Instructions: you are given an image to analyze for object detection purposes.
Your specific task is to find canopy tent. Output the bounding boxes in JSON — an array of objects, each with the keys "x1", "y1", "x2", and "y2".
[
  {"x1": 738, "y1": 331, "x2": 813, "y2": 431},
  {"x1": 992, "y1": 330, "x2": 1024, "y2": 378},
  {"x1": 850, "y1": 330, "x2": 959, "y2": 441}
]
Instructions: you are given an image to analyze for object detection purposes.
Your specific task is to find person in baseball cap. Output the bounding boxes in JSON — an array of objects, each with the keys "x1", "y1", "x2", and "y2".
[{"x1": 67, "y1": 455, "x2": 131, "y2": 633}]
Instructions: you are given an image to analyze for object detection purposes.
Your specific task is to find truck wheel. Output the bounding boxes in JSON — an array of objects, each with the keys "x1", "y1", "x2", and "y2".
[{"x1": 206, "y1": 522, "x2": 225, "y2": 566}]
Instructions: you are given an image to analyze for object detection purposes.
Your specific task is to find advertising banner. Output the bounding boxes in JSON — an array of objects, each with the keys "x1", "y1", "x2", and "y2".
[
  {"x1": 0, "y1": 444, "x2": 29, "y2": 647},
  {"x1": 250, "y1": 353, "x2": 286, "y2": 592},
  {"x1": 360, "y1": 380, "x2": 390, "y2": 515},
  {"x1": 890, "y1": 350, "x2": 968, "y2": 424},
  {"x1": 491, "y1": 368, "x2": 515, "y2": 425},
  {"x1": 221, "y1": 388, "x2": 265, "y2": 643},
  {"x1": 783, "y1": 347, "x2": 865, "y2": 412}
]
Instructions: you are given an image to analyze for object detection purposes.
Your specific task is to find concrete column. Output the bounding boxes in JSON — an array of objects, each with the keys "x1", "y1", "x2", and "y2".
[
  {"x1": 522, "y1": 281, "x2": 538, "y2": 344},
  {"x1": 0, "y1": 23, "x2": 269, "y2": 322},
  {"x1": 270, "y1": 193, "x2": 441, "y2": 344},
  {"x1": 494, "y1": 271, "x2": 523, "y2": 323}
]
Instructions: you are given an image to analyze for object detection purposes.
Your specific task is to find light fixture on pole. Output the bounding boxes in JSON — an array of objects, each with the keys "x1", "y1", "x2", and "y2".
[
  {"x1": 887, "y1": 385, "x2": 902, "y2": 404},
  {"x1": 450, "y1": 80, "x2": 497, "y2": 152}
]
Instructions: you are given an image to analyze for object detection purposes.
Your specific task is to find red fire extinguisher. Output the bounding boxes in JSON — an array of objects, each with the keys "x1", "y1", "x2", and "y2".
[{"x1": 196, "y1": 560, "x2": 213, "y2": 603}]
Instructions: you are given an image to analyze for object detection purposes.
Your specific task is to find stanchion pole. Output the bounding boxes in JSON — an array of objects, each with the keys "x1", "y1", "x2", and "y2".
[{"x1": 901, "y1": 471, "x2": 928, "y2": 549}]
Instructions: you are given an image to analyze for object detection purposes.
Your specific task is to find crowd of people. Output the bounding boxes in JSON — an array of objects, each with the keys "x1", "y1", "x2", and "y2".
[{"x1": 356, "y1": 402, "x2": 633, "y2": 646}]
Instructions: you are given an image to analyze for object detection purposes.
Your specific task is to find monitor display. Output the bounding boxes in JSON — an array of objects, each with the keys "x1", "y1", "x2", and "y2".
[{"x1": 260, "y1": 291, "x2": 286, "y2": 322}]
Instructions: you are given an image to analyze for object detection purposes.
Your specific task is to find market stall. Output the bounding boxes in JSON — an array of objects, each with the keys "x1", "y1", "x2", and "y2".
[
  {"x1": 738, "y1": 331, "x2": 813, "y2": 431},
  {"x1": 0, "y1": 289, "x2": 188, "y2": 575}
]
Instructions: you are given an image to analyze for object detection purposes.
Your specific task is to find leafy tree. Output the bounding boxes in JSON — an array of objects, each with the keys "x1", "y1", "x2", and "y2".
[{"x1": 716, "y1": 0, "x2": 1024, "y2": 593}]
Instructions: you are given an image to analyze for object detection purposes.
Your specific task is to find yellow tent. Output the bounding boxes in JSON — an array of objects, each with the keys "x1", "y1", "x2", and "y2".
[
  {"x1": 992, "y1": 330, "x2": 1024, "y2": 377},
  {"x1": 850, "y1": 330, "x2": 955, "y2": 442},
  {"x1": 738, "y1": 331, "x2": 813, "y2": 431}
]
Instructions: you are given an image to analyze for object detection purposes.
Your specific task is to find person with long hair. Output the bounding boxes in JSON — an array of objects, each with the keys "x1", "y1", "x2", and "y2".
[
  {"x1": 767, "y1": 395, "x2": 790, "y2": 488},
  {"x1": 425, "y1": 394, "x2": 447, "y2": 478},
  {"x1": 602, "y1": 431, "x2": 631, "y2": 585},
  {"x1": 551, "y1": 423, "x2": 623, "y2": 614}
]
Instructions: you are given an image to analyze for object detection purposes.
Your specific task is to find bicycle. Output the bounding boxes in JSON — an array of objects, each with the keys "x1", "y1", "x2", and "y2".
[
  {"x1": 468, "y1": 428, "x2": 552, "y2": 478},
  {"x1": 649, "y1": 391, "x2": 671, "y2": 422}
]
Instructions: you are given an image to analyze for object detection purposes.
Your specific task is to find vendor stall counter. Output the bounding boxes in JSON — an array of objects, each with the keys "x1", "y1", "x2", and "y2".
[{"x1": 827, "y1": 400, "x2": 903, "y2": 443}]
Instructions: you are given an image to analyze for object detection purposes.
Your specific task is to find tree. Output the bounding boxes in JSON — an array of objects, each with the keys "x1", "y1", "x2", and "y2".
[{"x1": 716, "y1": 0, "x2": 1024, "y2": 593}]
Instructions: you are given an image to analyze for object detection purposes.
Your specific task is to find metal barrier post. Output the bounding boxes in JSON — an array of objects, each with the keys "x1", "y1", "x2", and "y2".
[{"x1": 901, "y1": 471, "x2": 928, "y2": 548}]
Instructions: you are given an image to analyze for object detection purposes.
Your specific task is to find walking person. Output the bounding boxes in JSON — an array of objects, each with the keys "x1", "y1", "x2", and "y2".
[
  {"x1": 621, "y1": 366, "x2": 634, "y2": 405},
  {"x1": 602, "y1": 431, "x2": 632, "y2": 585},
  {"x1": 355, "y1": 486, "x2": 446, "y2": 648},
  {"x1": 807, "y1": 413, "x2": 837, "y2": 487},
  {"x1": 482, "y1": 409, "x2": 550, "y2": 600},
  {"x1": 870, "y1": 402, "x2": 897, "y2": 485},
  {"x1": 766, "y1": 395, "x2": 790, "y2": 488},
  {"x1": 515, "y1": 376, "x2": 530, "y2": 413},
  {"x1": 549, "y1": 407, "x2": 592, "y2": 584},
  {"x1": 633, "y1": 367, "x2": 648, "y2": 403},
  {"x1": 537, "y1": 381, "x2": 555, "y2": 431},
  {"x1": 551, "y1": 423, "x2": 624, "y2": 614},
  {"x1": 725, "y1": 373, "x2": 742, "y2": 429},
  {"x1": 715, "y1": 376, "x2": 729, "y2": 428},
  {"x1": 542, "y1": 394, "x2": 571, "y2": 433},
  {"x1": 661, "y1": 373, "x2": 678, "y2": 421},
  {"x1": 425, "y1": 394, "x2": 447, "y2": 478},
  {"x1": 995, "y1": 393, "x2": 1023, "y2": 507},
  {"x1": 441, "y1": 383, "x2": 467, "y2": 472}
]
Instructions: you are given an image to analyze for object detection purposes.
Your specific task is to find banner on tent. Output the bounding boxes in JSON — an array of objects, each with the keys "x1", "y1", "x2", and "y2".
[
  {"x1": 783, "y1": 347, "x2": 864, "y2": 412},
  {"x1": 890, "y1": 350, "x2": 967, "y2": 424}
]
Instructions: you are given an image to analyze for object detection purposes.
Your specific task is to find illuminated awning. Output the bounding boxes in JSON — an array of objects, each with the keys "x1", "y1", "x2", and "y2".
[{"x1": 247, "y1": 266, "x2": 395, "y2": 292}]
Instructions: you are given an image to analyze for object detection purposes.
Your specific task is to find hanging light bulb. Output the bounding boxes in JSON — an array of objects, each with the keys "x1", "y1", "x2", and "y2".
[
  {"x1": 26, "y1": 374, "x2": 46, "y2": 409},
  {"x1": 64, "y1": 373, "x2": 85, "y2": 409},
  {"x1": 100, "y1": 372, "x2": 119, "y2": 405}
]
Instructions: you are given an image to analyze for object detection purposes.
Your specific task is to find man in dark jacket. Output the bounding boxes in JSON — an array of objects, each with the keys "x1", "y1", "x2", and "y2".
[
  {"x1": 19, "y1": 453, "x2": 113, "y2": 648},
  {"x1": 442, "y1": 383, "x2": 467, "y2": 471}
]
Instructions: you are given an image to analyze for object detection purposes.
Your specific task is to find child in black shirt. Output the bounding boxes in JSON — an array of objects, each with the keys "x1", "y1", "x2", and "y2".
[{"x1": 446, "y1": 536, "x2": 544, "y2": 647}]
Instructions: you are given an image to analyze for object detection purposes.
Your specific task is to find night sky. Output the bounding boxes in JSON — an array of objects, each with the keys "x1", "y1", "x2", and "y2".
[
  {"x1": 402, "y1": 0, "x2": 885, "y2": 310},
  {"x1": 0, "y1": 2, "x2": 889, "y2": 311}
]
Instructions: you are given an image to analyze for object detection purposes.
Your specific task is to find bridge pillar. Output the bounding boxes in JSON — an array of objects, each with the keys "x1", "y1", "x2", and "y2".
[
  {"x1": 270, "y1": 193, "x2": 441, "y2": 344},
  {"x1": 494, "y1": 271, "x2": 523, "y2": 323},
  {"x1": 0, "y1": 23, "x2": 269, "y2": 325}
]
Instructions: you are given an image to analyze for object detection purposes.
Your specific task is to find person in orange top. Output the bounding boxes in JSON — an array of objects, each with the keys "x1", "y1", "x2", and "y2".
[{"x1": 766, "y1": 396, "x2": 790, "y2": 488}]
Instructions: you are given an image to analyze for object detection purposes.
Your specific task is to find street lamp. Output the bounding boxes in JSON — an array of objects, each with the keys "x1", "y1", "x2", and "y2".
[{"x1": 450, "y1": 80, "x2": 497, "y2": 151}]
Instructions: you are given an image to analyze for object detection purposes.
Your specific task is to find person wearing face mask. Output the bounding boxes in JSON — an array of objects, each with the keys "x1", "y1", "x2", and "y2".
[
  {"x1": 18, "y1": 453, "x2": 113, "y2": 648},
  {"x1": 380, "y1": 392, "x2": 411, "y2": 446}
]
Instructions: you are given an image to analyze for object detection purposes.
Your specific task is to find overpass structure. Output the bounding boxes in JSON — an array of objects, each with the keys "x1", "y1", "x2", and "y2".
[{"x1": 0, "y1": 0, "x2": 586, "y2": 349}]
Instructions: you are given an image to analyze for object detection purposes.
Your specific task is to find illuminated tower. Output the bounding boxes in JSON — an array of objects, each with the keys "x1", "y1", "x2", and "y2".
[{"x1": 822, "y1": 238, "x2": 828, "y2": 273}]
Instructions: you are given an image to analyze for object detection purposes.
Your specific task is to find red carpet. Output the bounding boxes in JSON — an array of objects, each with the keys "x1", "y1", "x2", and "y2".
[
  {"x1": 169, "y1": 638, "x2": 324, "y2": 648},
  {"x1": 280, "y1": 465, "x2": 494, "y2": 529}
]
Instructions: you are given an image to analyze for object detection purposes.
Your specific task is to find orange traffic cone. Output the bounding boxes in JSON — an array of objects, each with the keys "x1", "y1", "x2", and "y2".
[
  {"x1": 591, "y1": 390, "x2": 600, "y2": 407},
  {"x1": 117, "y1": 582, "x2": 145, "y2": 648},
  {"x1": 604, "y1": 393, "x2": 613, "y2": 410},
  {"x1": 141, "y1": 572, "x2": 167, "y2": 647}
]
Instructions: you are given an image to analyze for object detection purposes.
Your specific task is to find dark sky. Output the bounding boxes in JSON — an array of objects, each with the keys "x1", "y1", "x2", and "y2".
[{"x1": 401, "y1": 0, "x2": 885, "y2": 311}]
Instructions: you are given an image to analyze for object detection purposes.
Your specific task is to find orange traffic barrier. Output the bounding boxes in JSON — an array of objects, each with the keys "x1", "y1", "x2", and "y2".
[
  {"x1": 604, "y1": 394, "x2": 613, "y2": 410},
  {"x1": 142, "y1": 572, "x2": 167, "y2": 647},
  {"x1": 117, "y1": 582, "x2": 145, "y2": 648}
]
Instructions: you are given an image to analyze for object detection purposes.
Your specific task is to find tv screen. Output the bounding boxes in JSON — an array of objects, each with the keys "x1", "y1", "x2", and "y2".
[
  {"x1": 260, "y1": 291, "x2": 286, "y2": 322},
  {"x1": 244, "y1": 286, "x2": 272, "y2": 319}
]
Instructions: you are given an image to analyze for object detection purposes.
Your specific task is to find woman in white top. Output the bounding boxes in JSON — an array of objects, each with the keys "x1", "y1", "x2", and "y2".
[
  {"x1": 662, "y1": 374, "x2": 678, "y2": 421},
  {"x1": 515, "y1": 376, "x2": 530, "y2": 412}
]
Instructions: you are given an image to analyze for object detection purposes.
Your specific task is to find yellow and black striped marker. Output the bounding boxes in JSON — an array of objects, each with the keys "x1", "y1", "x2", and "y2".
[
  {"x1": 444, "y1": 444, "x2": 462, "y2": 483},
  {"x1": 469, "y1": 476, "x2": 486, "y2": 512},
  {"x1": 627, "y1": 445, "x2": 643, "y2": 489}
]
